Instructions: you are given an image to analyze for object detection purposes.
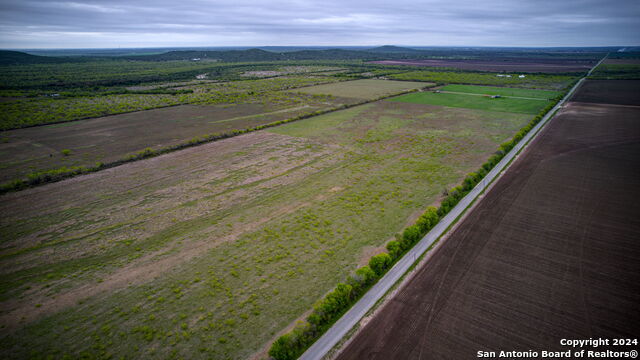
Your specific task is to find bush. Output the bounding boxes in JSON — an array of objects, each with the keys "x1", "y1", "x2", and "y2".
[
  {"x1": 268, "y1": 321, "x2": 313, "y2": 360},
  {"x1": 61, "y1": 149, "x2": 72, "y2": 156},
  {"x1": 386, "y1": 241, "x2": 403, "y2": 260},
  {"x1": 416, "y1": 206, "x2": 439, "y2": 233},
  {"x1": 368, "y1": 253, "x2": 392, "y2": 276},
  {"x1": 349, "y1": 265, "x2": 378, "y2": 290}
]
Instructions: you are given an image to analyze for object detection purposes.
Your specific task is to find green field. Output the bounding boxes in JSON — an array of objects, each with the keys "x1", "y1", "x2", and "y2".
[
  {"x1": 389, "y1": 90, "x2": 551, "y2": 114},
  {"x1": 439, "y1": 84, "x2": 561, "y2": 99},
  {"x1": 388, "y1": 71, "x2": 576, "y2": 90},
  {"x1": 294, "y1": 79, "x2": 430, "y2": 99},
  {"x1": 0, "y1": 100, "x2": 530, "y2": 359}
]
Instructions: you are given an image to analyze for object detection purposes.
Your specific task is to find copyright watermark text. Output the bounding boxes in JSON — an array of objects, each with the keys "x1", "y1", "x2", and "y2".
[{"x1": 476, "y1": 338, "x2": 638, "y2": 358}]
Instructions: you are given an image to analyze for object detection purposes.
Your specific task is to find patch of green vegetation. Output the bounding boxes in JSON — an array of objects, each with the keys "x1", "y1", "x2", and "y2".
[
  {"x1": 440, "y1": 84, "x2": 561, "y2": 99},
  {"x1": 389, "y1": 91, "x2": 552, "y2": 114},
  {"x1": 388, "y1": 70, "x2": 576, "y2": 90}
]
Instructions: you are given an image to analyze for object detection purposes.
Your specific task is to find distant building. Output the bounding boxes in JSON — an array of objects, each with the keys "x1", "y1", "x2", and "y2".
[
  {"x1": 518, "y1": 75, "x2": 526, "y2": 78},
  {"x1": 191, "y1": 58, "x2": 201, "y2": 61},
  {"x1": 491, "y1": 95, "x2": 501, "y2": 98}
]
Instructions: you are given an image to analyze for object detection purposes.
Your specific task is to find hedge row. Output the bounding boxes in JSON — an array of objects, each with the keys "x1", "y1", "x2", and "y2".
[
  {"x1": 268, "y1": 93, "x2": 565, "y2": 360},
  {"x1": 0, "y1": 88, "x2": 427, "y2": 195}
]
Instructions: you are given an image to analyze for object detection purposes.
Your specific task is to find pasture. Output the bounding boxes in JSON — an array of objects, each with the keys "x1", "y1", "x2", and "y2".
[
  {"x1": 439, "y1": 84, "x2": 561, "y2": 99},
  {"x1": 0, "y1": 99, "x2": 531, "y2": 359},
  {"x1": 293, "y1": 79, "x2": 429, "y2": 99},
  {"x1": 388, "y1": 70, "x2": 577, "y2": 90},
  {"x1": 389, "y1": 88, "x2": 553, "y2": 114}
]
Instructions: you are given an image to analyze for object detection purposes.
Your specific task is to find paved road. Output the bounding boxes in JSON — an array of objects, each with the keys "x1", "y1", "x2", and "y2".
[
  {"x1": 587, "y1": 53, "x2": 608, "y2": 76},
  {"x1": 298, "y1": 71, "x2": 593, "y2": 360}
]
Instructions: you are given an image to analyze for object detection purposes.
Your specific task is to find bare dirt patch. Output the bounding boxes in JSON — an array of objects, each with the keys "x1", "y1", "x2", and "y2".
[
  {"x1": 570, "y1": 79, "x2": 640, "y2": 106},
  {"x1": 604, "y1": 58, "x2": 640, "y2": 65}
]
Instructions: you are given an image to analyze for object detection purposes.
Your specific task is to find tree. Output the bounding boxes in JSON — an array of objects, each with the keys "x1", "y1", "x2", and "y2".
[
  {"x1": 386, "y1": 241, "x2": 403, "y2": 260},
  {"x1": 417, "y1": 207, "x2": 439, "y2": 233},
  {"x1": 369, "y1": 253, "x2": 392, "y2": 276}
]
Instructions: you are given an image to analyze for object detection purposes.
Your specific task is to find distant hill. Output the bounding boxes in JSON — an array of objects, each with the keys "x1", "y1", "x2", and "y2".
[
  {"x1": 124, "y1": 48, "x2": 389, "y2": 62},
  {"x1": 367, "y1": 45, "x2": 421, "y2": 53},
  {"x1": 3, "y1": 46, "x2": 611, "y2": 65},
  {"x1": 0, "y1": 50, "x2": 73, "y2": 65}
]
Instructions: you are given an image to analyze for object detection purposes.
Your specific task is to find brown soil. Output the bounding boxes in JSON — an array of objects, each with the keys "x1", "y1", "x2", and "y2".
[
  {"x1": 570, "y1": 79, "x2": 640, "y2": 106},
  {"x1": 370, "y1": 58, "x2": 596, "y2": 73},
  {"x1": 336, "y1": 83, "x2": 640, "y2": 359},
  {"x1": 604, "y1": 58, "x2": 640, "y2": 65}
]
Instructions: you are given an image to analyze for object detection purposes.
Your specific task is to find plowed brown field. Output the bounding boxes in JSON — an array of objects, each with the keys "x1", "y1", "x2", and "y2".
[
  {"x1": 570, "y1": 79, "x2": 640, "y2": 106},
  {"x1": 369, "y1": 58, "x2": 595, "y2": 73},
  {"x1": 335, "y1": 81, "x2": 640, "y2": 359}
]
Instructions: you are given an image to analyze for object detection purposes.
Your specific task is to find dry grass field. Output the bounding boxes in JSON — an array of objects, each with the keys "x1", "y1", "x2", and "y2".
[{"x1": 293, "y1": 79, "x2": 430, "y2": 99}]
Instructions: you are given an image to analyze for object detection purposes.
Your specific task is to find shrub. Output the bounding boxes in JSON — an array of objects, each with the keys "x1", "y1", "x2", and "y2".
[
  {"x1": 386, "y1": 241, "x2": 403, "y2": 260},
  {"x1": 61, "y1": 149, "x2": 72, "y2": 156},
  {"x1": 416, "y1": 207, "x2": 439, "y2": 233},
  {"x1": 268, "y1": 321, "x2": 313, "y2": 360},
  {"x1": 368, "y1": 253, "x2": 392, "y2": 276},
  {"x1": 308, "y1": 283, "x2": 354, "y2": 327},
  {"x1": 348, "y1": 265, "x2": 378, "y2": 290}
]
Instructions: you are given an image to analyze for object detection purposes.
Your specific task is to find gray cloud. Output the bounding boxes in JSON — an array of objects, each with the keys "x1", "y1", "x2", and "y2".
[{"x1": 0, "y1": 0, "x2": 638, "y2": 48}]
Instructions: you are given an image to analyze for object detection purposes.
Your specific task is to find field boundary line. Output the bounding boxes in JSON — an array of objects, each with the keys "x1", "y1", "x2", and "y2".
[{"x1": 298, "y1": 75, "x2": 588, "y2": 360}]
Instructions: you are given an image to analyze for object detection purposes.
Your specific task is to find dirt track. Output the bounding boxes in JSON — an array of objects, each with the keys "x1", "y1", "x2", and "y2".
[{"x1": 335, "y1": 82, "x2": 640, "y2": 359}]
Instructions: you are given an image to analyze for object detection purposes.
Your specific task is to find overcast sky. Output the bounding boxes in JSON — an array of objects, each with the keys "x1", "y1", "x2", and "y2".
[{"x1": 0, "y1": 0, "x2": 638, "y2": 49}]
